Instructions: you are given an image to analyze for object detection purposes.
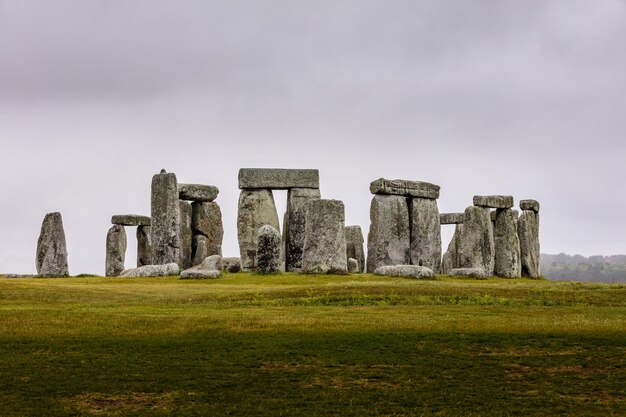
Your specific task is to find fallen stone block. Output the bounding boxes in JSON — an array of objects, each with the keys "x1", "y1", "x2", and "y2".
[
  {"x1": 473, "y1": 195, "x2": 514, "y2": 209},
  {"x1": 374, "y1": 265, "x2": 435, "y2": 279},
  {"x1": 370, "y1": 178, "x2": 440, "y2": 199},
  {"x1": 449, "y1": 267, "x2": 487, "y2": 279},
  {"x1": 238, "y1": 168, "x2": 319, "y2": 189},
  {"x1": 178, "y1": 183, "x2": 219, "y2": 202},
  {"x1": 120, "y1": 262, "x2": 180, "y2": 278},
  {"x1": 222, "y1": 257, "x2": 241, "y2": 273},
  {"x1": 180, "y1": 255, "x2": 223, "y2": 279},
  {"x1": 111, "y1": 214, "x2": 151, "y2": 227}
]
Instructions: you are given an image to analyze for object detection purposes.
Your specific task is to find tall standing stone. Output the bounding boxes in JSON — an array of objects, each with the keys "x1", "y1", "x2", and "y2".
[
  {"x1": 302, "y1": 199, "x2": 348, "y2": 274},
  {"x1": 36, "y1": 212, "x2": 69, "y2": 277},
  {"x1": 151, "y1": 170, "x2": 180, "y2": 266},
  {"x1": 256, "y1": 225, "x2": 282, "y2": 274},
  {"x1": 458, "y1": 206, "x2": 494, "y2": 276},
  {"x1": 441, "y1": 224, "x2": 463, "y2": 275},
  {"x1": 494, "y1": 209, "x2": 521, "y2": 278},
  {"x1": 179, "y1": 200, "x2": 193, "y2": 269},
  {"x1": 136, "y1": 225, "x2": 152, "y2": 267},
  {"x1": 519, "y1": 203, "x2": 540, "y2": 278},
  {"x1": 366, "y1": 195, "x2": 410, "y2": 272},
  {"x1": 237, "y1": 189, "x2": 280, "y2": 271},
  {"x1": 345, "y1": 225, "x2": 365, "y2": 273},
  {"x1": 192, "y1": 235, "x2": 208, "y2": 266},
  {"x1": 409, "y1": 198, "x2": 441, "y2": 272},
  {"x1": 284, "y1": 187, "x2": 321, "y2": 271},
  {"x1": 105, "y1": 225, "x2": 127, "y2": 277},
  {"x1": 191, "y1": 201, "x2": 223, "y2": 257}
]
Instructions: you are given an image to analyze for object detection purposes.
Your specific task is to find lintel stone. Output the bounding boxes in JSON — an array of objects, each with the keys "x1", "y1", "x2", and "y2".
[
  {"x1": 473, "y1": 195, "x2": 514, "y2": 209},
  {"x1": 238, "y1": 168, "x2": 319, "y2": 189},
  {"x1": 179, "y1": 184, "x2": 219, "y2": 202},
  {"x1": 520, "y1": 199, "x2": 540, "y2": 213},
  {"x1": 370, "y1": 178, "x2": 440, "y2": 199},
  {"x1": 440, "y1": 213, "x2": 464, "y2": 225},
  {"x1": 111, "y1": 214, "x2": 151, "y2": 227}
]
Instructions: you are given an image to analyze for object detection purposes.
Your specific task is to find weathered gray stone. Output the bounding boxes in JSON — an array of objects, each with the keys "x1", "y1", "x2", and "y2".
[
  {"x1": 136, "y1": 226, "x2": 152, "y2": 267},
  {"x1": 370, "y1": 178, "x2": 440, "y2": 199},
  {"x1": 410, "y1": 198, "x2": 441, "y2": 272},
  {"x1": 151, "y1": 170, "x2": 181, "y2": 266},
  {"x1": 191, "y1": 235, "x2": 208, "y2": 266},
  {"x1": 366, "y1": 195, "x2": 410, "y2": 272},
  {"x1": 302, "y1": 199, "x2": 348, "y2": 274},
  {"x1": 458, "y1": 206, "x2": 495, "y2": 275},
  {"x1": 441, "y1": 224, "x2": 463, "y2": 275},
  {"x1": 237, "y1": 189, "x2": 280, "y2": 271},
  {"x1": 374, "y1": 265, "x2": 435, "y2": 279},
  {"x1": 36, "y1": 212, "x2": 69, "y2": 277},
  {"x1": 520, "y1": 199, "x2": 540, "y2": 213},
  {"x1": 473, "y1": 195, "x2": 514, "y2": 209},
  {"x1": 519, "y1": 210, "x2": 541, "y2": 278},
  {"x1": 111, "y1": 214, "x2": 151, "y2": 227},
  {"x1": 180, "y1": 255, "x2": 222, "y2": 279},
  {"x1": 284, "y1": 188, "x2": 321, "y2": 271},
  {"x1": 345, "y1": 225, "x2": 365, "y2": 273},
  {"x1": 105, "y1": 225, "x2": 126, "y2": 277},
  {"x1": 222, "y1": 257, "x2": 242, "y2": 273},
  {"x1": 178, "y1": 183, "x2": 219, "y2": 202},
  {"x1": 440, "y1": 213, "x2": 464, "y2": 225},
  {"x1": 347, "y1": 258, "x2": 360, "y2": 273},
  {"x1": 256, "y1": 225, "x2": 282, "y2": 274},
  {"x1": 238, "y1": 168, "x2": 319, "y2": 189},
  {"x1": 191, "y1": 201, "x2": 223, "y2": 257},
  {"x1": 120, "y1": 262, "x2": 180, "y2": 278},
  {"x1": 494, "y1": 209, "x2": 521, "y2": 278},
  {"x1": 179, "y1": 200, "x2": 193, "y2": 269},
  {"x1": 449, "y1": 267, "x2": 487, "y2": 279}
]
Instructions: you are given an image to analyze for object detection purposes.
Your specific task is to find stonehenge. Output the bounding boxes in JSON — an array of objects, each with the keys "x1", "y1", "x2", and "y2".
[
  {"x1": 301, "y1": 199, "x2": 348, "y2": 274},
  {"x1": 36, "y1": 212, "x2": 69, "y2": 277},
  {"x1": 256, "y1": 225, "x2": 282, "y2": 274}
]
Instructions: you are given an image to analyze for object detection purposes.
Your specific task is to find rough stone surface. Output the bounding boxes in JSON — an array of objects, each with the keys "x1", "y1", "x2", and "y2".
[
  {"x1": 222, "y1": 257, "x2": 242, "y2": 273},
  {"x1": 520, "y1": 199, "x2": 540, "y2": 213},
  {"x1": 366, "y1": 195, "x2": 410, "y2": 272},
  {"x1": 238, "y1": 168, "x2": 319, "y2": 189},
  {"x1": 120, "y1": 262, "x2": 180, "y2": 278},
  {"x1": 151, "y1": 170, "x2": 181, "y2": 266},
  {"x1": 111, "y1": 214, "x2": 151, "y2": 227},
  {"x1": 345, "y1": 225, "x2": 365, "y2": 273},
  {"x1": 458, "y1": 206, "x2": 495, "y2": 275},
  {"x1": 519, "y1": 210, "x2": 541, "y2": 278},
  {"x1": 136, "y1": 226, "x2": 152, "y2": 267},
  {"x1": 191, "y1": 235, "x2": 208, "y2": 266},
  {"x1": 178, "y1": 183, "x2": 219, "y2": 202},
  {"x1": 105, "y1": 225, "x2": 126, "y2": 277},
  {"x1": 410, "y1": 198, "x2": 442, "y2": 272},
  {"x1": 473, "y1": 195, "x2": 514, "y2": 209},
  {"x1": 256, "y1": 225, "x2": 282, "y2": 274},
  {"x1": 449, "y1": 267, "x2": 487, "y2": 279},
  {"x1": 440, "y1": 213, "x2": 464, "y2": 225},
  {"x1": 179, "y1": 200, "x2": 193, "y2": 269},
  {"x1": 237, "y1": 189, "x2": 280, "y2": 271},
  {"x1": 494, "y1": 209, "x2": 521, "y2": 278},
  {"x1": 191, "y1": 201, "x2": 223, "y2": 257},
  {"x1": 284, "y1": 188, "x2": 321, "y2": 271},
  {"x1": 36, "y1": 212, "x2": 69, "y2": 277},
  {"x1": 347, "y1": 258, "x2": 360, "y2": 273},
  {"x1": 302, "y1": 199, "x2": 348, "y2": 274},
  {"x1": 370, "y1": 178, "x2": 440, "y2": 199},
  {"x1": 441, "y1": 224, "x2": 463, "y2": 275},
  {"x1": 180, "y1": 255, "x2": 222, "y2": 279},
  {"x1": 374, "y1": 265, "x2": 435, "y2": 279}
]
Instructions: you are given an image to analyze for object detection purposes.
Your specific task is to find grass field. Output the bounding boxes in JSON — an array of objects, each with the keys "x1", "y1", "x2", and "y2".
[{"x1": 0, "y1": 273, "x2": 625, "y2": 416}]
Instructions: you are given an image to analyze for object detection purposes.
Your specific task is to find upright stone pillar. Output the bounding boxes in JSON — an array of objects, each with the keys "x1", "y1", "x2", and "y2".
[
  {"x1": 179, "y1": 200, "x2": 193, "y2": 269},
  {"x1": 441, "y1": 224, "x2": 463, "y2": 275},
  {"x1": 151, "y1": 169, "x2": 180, "y2": 265},
  {"x1": 366, "y1": 195, "x2": 410, "y2": 272},
  {"x1": 191, "y1": 201, "x2": 223, "y2": 258},
  {"x1": 345, "y1": 225, "x2": 365, "y2": 273},
  {"x1": 36, "y1": 212, "x2": 69, "y2": 277},
  {"x1": 458, "y1": 206, "x2": 494, "y2": 276},
  {"x1": 136, "y1": 225, "x2": 152, "y2": 267},
  {"x1": 409, "y1": 198, "x2": 441, "y2": 272},
  {"x1": 284, "y1": 187, "x2": 321, "y2": 271},
  {"x1": 256, "y1": 225, "x2": 282, "y2": 274},
  {"x1": 302, "y1": 199, "x2": 347, "y2": 274},
  {"x1": 519, "y1": 200, "x2": 540, "y2": 278},
  {"x1": 494, "y1": 209, "x2": 521, "y2": 277},
  {"x1": 105, "y1": 224, "x2": 127, "y2": 277},
  {"x1": 237, "y1": 189, "x2": 280, "y2": 271}
]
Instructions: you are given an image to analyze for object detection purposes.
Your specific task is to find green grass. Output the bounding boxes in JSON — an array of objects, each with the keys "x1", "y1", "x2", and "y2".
[{"x1": 0, "y1": 273, "x2": 625, "y2": 416}]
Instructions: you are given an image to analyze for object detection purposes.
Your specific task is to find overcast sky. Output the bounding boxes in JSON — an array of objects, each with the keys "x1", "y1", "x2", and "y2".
[{"x1": 1, "y1": 0, "x2": 625, "y2": 275}]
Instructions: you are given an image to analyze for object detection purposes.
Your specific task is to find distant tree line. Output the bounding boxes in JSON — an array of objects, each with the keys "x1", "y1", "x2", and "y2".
[{"x1": 541, "y1": 253, "x2": 626, "y2": 283}]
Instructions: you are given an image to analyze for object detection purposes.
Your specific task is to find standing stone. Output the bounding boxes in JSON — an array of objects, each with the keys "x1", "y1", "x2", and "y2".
[
  {"x1": 441, "y1": 224, "x2": 463, "y2": 275},
  {"x1": 458, "y1": 206, "x2": 494, "y2": 276},
  {"x1": 191, "y1": 201, "x2": 224, "y2": 257},
  {"x1": 284, "y1": 188, "x2": 321, "y2": 271},
  {"x1": 36, "y1": 212, "x2": 69, "y2": 277},
  {"x1": 136, "y1": 225, "x2": 152, "y2": 267},
  {"x1": 519, "y1": 210, "x2": 541, "y2": 278},
  {"x1": 179, "y1": 200, "x2": 193, "y2": 269},
  {"x1": 302, "y1": 199, "x2": 348, "y2": 274},
  {"x1": 347, "y1": 258, "x2": 360, "y2": 273},
  {"x1": 409, "y1": 198, "x2": 441, "y2": 272},
  {"x1": 192, "y1": 235, "x2": 209, "y2": 266},
  {"x1": 105, "y1": 225, "x2": 127, "y2": 277},
  {"x1": 237, "y1": 189, "x2": 280, "y2": 271},
  {"x1": 256, "y1": 225, "x2": 282, "y2": 274},
  {"x1": 366, "y1": 195, "x2": 410, "y2": 272},
  {"x1": 494, "y1": 209, "x2": 521, "y2": 278},
  {"x1": 345, "y1": 225, "x2": 365, "y2": 273},
  {"x1": 151, "y1": 170, "x2": 180, "y2": 266}
]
